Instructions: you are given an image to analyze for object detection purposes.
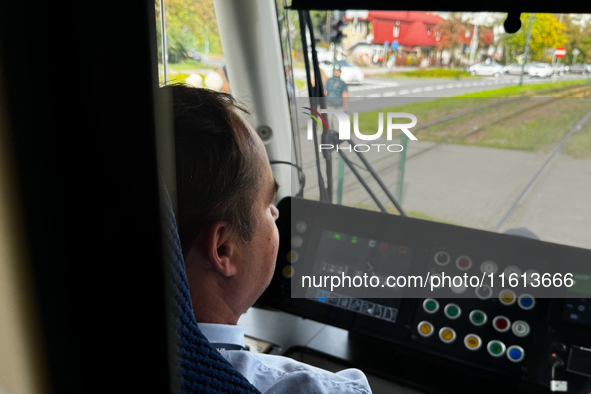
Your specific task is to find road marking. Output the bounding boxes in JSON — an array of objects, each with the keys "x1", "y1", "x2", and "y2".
[
  {"x1": 411, "y1": 88, "x2": 424, "y2": 93},
  {"x1": 367, "y1": 93, "x2": 382, "y2": 97},
  {"x1": 398, "y1": 89, "x2": 410, "y2": 95},
  {"x1": 383, "y1": 91, "x2": 397, "y2": 97},
  {"x1": 436, "y1": 85, "x2": 445, "y2": 90},
  {"x1": 423, "y1": 86, "x2": 434, "y2": 91},
  {"x1": 446, "y1": 83, "x2": 455, "y2": 88}
]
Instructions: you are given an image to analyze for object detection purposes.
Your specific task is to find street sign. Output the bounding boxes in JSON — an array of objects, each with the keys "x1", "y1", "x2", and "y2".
[
  {"x1": 384, "y1": 41, "x2": 389, "y2": 48},
  {"x1": 392, "y1": 40, "x2": 399, "y2": 50},
  {"x1": 573, "y1": 48, "x2": 581, "y2": 55},
  {"x1": 555, "y1": 47, "x2": 566, "y2": 58}
]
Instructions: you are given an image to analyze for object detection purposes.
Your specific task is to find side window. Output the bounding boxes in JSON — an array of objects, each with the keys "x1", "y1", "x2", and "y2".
[{"x1": 154, "y1": 0, "x2": 230, "y2": 92}]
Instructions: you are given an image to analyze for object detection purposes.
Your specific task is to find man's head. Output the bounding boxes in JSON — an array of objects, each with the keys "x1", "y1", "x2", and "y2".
[
  {"x1": 166, "y1": 84, "x2": 280, "y2": 324},
  {"x1": 333, "y1": 66, "x2": 342, "y2": 77}
]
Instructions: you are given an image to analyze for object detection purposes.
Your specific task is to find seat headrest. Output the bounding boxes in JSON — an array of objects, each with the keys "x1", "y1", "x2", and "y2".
[{"x1": 159, "y1": 180, "x2": 261, "y2": 394}]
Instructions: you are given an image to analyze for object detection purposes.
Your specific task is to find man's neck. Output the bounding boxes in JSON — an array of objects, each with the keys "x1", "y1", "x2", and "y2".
[{"x1": 185, "y1": 268, "x2": 242, "y2": 325}]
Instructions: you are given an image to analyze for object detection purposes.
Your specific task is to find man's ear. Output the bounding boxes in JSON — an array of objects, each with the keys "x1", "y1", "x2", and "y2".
[{"x1": 202, "y1": 221, "x2": 238, "y2": 277}]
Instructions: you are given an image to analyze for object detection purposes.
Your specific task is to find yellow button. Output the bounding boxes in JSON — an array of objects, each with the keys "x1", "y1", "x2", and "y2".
[
  {"x1": 464, "y1": 334, "x2": 482, "y2": 351},
  {"x1": 501, "y1": 292, "x2": 514, "y2": 303},
  {"x1": 287, "y1": 251, "x2": 298, "y2": 263},
  {"x1": 282, "y1": 266, "x2": 293, "y2": 278},
  {"x1": 417, "y1": 321, "x2": 434, "y2": 337},
  {"x1": 441, "y1": 330, "x2": 453, "y2": 341}
]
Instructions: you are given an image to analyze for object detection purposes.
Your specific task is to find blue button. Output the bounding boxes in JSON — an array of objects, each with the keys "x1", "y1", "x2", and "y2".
[
  {"x1": 520, "y1": 297, "x2": 533, "y2": 307},
  {"x1": 509, "y1": 348, "x2": 522, "y2": 360}
]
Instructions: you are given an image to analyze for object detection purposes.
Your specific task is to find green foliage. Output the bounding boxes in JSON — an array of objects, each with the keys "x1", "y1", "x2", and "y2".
[
  {"x1": 561, "y1": 15, "x2": 591, "y2": 64},
  {"x1": 456, "y1": 79, "x2": 587, "y2": 97},
  {"x1": 378, "y1": 69, "x2": 477, "y2": 78},
  {"x1": 155, "y1": 0, "x2": 223, "y2": 62},
  {"x1": 502, "y1": 13, "x2": 567, "y2": 62}
]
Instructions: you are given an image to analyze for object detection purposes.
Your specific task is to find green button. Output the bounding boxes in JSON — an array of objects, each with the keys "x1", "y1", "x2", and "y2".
[
  {"x1": 472, "y1": 312, "x2": 484, "y2": 323},
  {"x1": 490, "y1": 343, "x2": 503, "y2": 355},
  {"x1": 447, "y1": 306, "x2": 459, "y2": 317},
  {"x1": 425, "y1": 300, "x2": 437, "y2": 311}
]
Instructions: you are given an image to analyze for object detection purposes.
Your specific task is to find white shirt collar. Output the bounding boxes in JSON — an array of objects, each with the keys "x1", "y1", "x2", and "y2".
[{"x1": 196, "y1": 322, "x2": 245, "y2": 348}]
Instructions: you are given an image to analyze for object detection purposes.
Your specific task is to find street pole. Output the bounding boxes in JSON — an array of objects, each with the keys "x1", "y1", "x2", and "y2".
[
  {"x1": 469, "y1": 24, "x2": 478, "y2": 64},
  {"x1": 205, "y1": 27, "x2": 209, "y2": 57},
  {"x1": 519, "y1": 13, "x2": 535, "y2": 86},
  {"x1": 332, "y1": 11, "x2": 339, "y2": 75},
  {"x1": 159, "y1": 0, "x2": 168, "y2": 84}
]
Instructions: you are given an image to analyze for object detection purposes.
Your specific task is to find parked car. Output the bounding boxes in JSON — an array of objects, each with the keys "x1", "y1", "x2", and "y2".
[
  {"x1": 503, "y1": 62, "x2": 532, "y2": 75},
  {"x1": 187, "y1": 48, "x2": 202, "y2": 62},
  {"x1": 468, "y1": 61, "x2": 504, "y2": 77},
  {"x1": 569, "y1": 63, "x2": 591, "y2": 74},
  {"x1": 528, "y1": 63, "x2": 554, "y2": 78},
  {"x1": 552, "y1": 63, "x2": 567, "y2": 76},
  {"x1": 319, "y1": 60, "x2": 365, "y2": 84}
]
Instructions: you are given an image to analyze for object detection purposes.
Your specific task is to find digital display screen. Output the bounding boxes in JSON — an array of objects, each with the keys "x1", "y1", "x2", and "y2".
[{"x1": 303, "y1": 230, "x2": 413, "y2": 323}]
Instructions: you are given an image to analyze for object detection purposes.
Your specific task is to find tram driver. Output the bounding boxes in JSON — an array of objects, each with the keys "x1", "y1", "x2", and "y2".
[{"x1": 168, "y1": 84, "x2": 372, "y2": 394}]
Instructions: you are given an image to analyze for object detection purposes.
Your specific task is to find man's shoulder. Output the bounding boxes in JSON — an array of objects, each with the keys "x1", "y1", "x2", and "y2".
[{"x1": 221, "y1": 351, "x2": 371, "y2": 394}]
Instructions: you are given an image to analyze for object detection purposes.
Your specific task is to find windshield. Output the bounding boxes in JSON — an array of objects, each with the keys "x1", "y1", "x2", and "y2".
[{"x1": 156, "y1": 2, "x2": 591, "y2": 250}]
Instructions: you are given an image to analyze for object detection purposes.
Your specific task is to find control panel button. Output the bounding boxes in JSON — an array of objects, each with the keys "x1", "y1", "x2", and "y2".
[
  {"x1": 511, "y1": 320, "x2": 530, "y2": 338},
  {"x1": 518, "y1": 294, "x2": 535, "y2": 310},
  {"x1": 434, "y1": 251, "x2": 451, "y2": 266},
  {"x1": 476, "y1": 284, "x2": 493, "y2": 300},
  {"x1": 295, "y1": 221, "x2": 307, "y2": 233},
  {"x1": 507, "y1": 345, "x2": 525, "y2": 362},
  {"x1": 291, "y1": 235, "x2": 303, "y2": 248},
  {"x1": 439, "y1": 327, "x2": 456, "y2": 344},
  {"x1": 504, "y1": 265, "x2": 522, "y2": 277},
  {"x1": 444, "y1": 303, "x2": 462, "y2": 319},
  {"x1": 456, "y1": 255, "x2": 472, "y2": 271},
  {"x1": 499, "y1": 289, "x2": 516, "y2": 306},
  {"x1": 493, "y1": 316, "x2": 511, "y2": 333},
  {"x1": 524, "y1": 269, "x2": 538, "y2": 286},
  {"x1": 481, "y1": 261, "x2": 498, "y2": 274},
  {"x1": 287, "y1": 251, "x2": 299, "y2": 263},
  {"x1": 418, "y1": 321, "x2": 435, "y2": 337},
  {"x1": 487, "y1": 340, "x2": 506, "y2": 357},
  {"x1": 469, "y1": 310, "x2": 488, "y2": 326},
  {"x1": 423, "y1": 298, "x2": 439, "y2": 314},
  {"x1": 451, "y1": 282, "x2": 467, "y2": 294},
  {"x1": 464, "y1": 334, "x2": 482, "y2": 351},
  {"x1": 282, "y1": 266, "x2": 294, "y2": 278}
]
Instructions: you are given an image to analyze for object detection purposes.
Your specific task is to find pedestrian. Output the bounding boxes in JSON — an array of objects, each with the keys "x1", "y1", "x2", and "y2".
[{"x1": 323, "y1": 65, "x2": 349, "y2": 130}]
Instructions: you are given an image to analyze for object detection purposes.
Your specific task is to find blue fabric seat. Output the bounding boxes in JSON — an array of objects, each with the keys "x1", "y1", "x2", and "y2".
[{"x1": 160, "y1": 182, "x2": 261, "y2": 394}]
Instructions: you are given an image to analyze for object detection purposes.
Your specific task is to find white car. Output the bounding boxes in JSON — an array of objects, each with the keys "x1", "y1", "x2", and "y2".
[
  {"x1": 503, "y1": 62, "x2": 533, "y2": 75},
  {"x1": 468, "y1": 61, "x2": 504, "y2": 77},
  {"x1": 527, "y1": 63, "x2": 554, "y2": 78},
  {"x1": 319, "y1": 60, "x2": 365, "y2": 84}
]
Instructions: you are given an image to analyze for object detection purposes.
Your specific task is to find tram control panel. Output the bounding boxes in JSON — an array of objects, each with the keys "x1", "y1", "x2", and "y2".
[{"x1": 259, "y1": 197, "x2": 591, "y2": 393}]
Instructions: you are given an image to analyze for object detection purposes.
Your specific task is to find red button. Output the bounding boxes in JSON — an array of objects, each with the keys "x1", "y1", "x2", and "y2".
[
  {"x1": 458, "y1": 257, "x2": 470, "y2": 269},
  {"x1": 495, "y1": 318, "x2": 508, "y2": 330}
]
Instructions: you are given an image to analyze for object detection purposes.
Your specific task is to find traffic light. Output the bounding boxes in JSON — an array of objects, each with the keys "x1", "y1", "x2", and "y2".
[{"x1": 329, "y1": 17, "x2": 347, "y2": 44}]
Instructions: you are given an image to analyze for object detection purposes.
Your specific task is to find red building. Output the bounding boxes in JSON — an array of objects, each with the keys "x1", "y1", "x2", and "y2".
[{"x1": 344, "y1": 11, "x2": 494, "y2": 67}]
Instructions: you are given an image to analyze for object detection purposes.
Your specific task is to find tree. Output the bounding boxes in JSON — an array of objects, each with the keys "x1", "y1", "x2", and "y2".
[
  {"x1": 155, "y1": 0, "x2": 224, "y2": 62},
  {"x1": 503, "y1": 13, "x2": 567, "y2": 62},
  {"x1": 561, "y1": 14, "x2": 591, "y2": 64},
  {"x1": 436, "y1": 13, "x2": 468, "y2": 67}
]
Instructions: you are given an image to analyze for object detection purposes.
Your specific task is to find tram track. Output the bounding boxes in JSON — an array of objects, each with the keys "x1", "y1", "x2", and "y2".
[
  {"x1": 301, "y1": 83, "x2": 591, "y2": 207},
  {"x1": 491, "y1": 109, "x2": 591, "y2": 231}
]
